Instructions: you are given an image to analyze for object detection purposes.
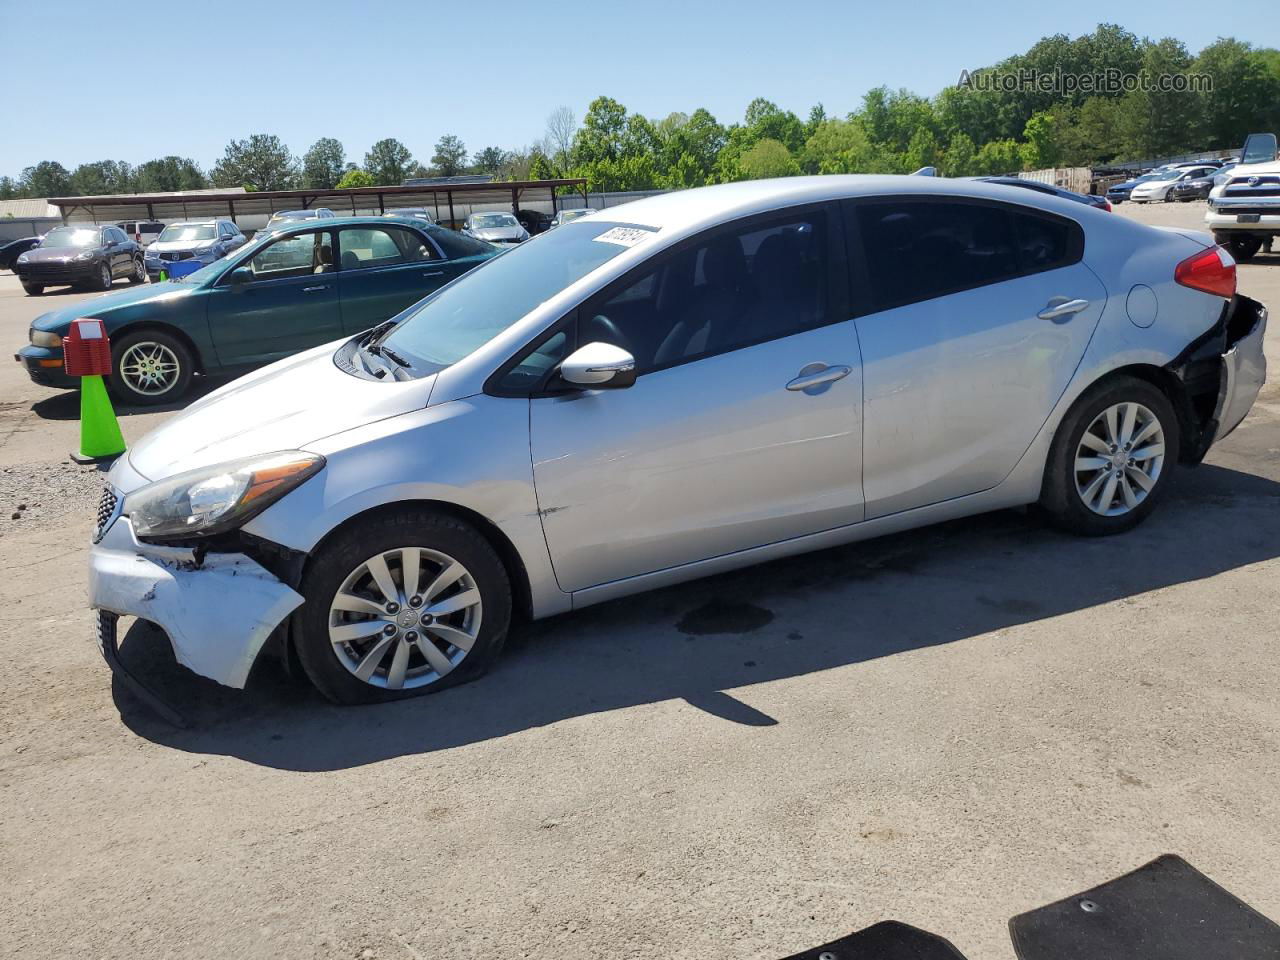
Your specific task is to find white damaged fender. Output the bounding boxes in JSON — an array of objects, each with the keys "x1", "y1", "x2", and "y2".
[{"x1": 88, "y1": 516, "x2": 303, "y2": 688}]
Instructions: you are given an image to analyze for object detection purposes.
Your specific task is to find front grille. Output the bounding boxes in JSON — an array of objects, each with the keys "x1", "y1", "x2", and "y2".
[
  {"x1": 158, "y1": 251, "x2": 193, "y2": 262},
  {"x1": 94, "y1": 487, "x2": 119, "y2": 541},
  {"x1": 1224, "y1": 187, "x2": 1280, "y2": 197}
]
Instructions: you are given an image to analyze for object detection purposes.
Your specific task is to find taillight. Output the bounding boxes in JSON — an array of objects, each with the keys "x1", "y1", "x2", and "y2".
[
  {"x1": 1175, "y1": 245, "x2": 1236, "y2": 299},
  {"x1": 1103, "y1": 199, "x2": 1113, "y2": 212}
]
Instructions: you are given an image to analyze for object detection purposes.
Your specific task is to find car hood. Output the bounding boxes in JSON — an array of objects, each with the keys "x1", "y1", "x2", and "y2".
[
  {"x1": 1230, "y1": 159, "x2": 1280, "y2": 177},
  {"x1": 31, "y1": 282, "x2": 198, "y2": 332},
  {"x1": 126, "y1": 340, "x2": 436, "y2": 481},
  {"x1": 471, "y1": 226, "x2": 523, "y2": 241},
  {"x1": 20, "y1": 246, "x2": 101, "y2": 263}
]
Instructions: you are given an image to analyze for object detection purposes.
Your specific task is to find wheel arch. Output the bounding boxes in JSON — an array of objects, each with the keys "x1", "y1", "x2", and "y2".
[
  {"x1": 1070, "y1": 363, "x2": 1203, "y2": 462},
  {"x1": 300, "y1": 499, "x2": 534, "y2": 622}
]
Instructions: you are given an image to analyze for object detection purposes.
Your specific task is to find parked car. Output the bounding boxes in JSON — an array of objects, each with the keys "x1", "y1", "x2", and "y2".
[
  {"x1": 549, "y1": 208, "x2": 595, "y2": 228},
  {"x1": 13, "y1": 224, "x2": 144, "y2": 295},
  {"x1": 462, "y1": 212, "x2": 528, "y2": 245},
  {"x1": 0, "y1": 235, "x2": 41, "y2": 271},
  {"x1": 976, "y1": 177, "x2": 1111, "y2": 210},
  {"x1": 1170, "y1": 166, "x2": 1231, "y2": 202},
  {"x1": 1106, "y1": 174, "x2": 1158, "y2": 204},
  {"x1": 16, "y1": 216, "x2": 497, "y2": 404},
  {"x1": 1204, "y1": 134, "x2": 1280, "y2": 262},
  {"x1": 384, "y1": 207, "x2": 436, "y2": 223},
  {"x1": 1129, "y1": 166, "x2": 1220, "y2": 203},
  {"x1": 144, "y1": 219, "x2": 247, "y2": 281},
  {"x1": 116, "y1": 220, "x2": 166, "y2": 247},
  {"x1": 260, "y1": 208, "x2": 336, "y2": 235},
  {"x1": 516, "y1": 209, "x2": 553, "y2": 235},
  {"x1": 85, "y1": 176, "x2": 1267, "y2": 709}
]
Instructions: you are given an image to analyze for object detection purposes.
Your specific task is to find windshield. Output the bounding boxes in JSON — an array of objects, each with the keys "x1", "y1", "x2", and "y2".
[
  {"x1": 157, "y1": 224, "x2": 217, "y2": 243},
  {"x1": 562, "y1": 210, "x2": 591, "y2": 222},
  {"x1": 381, "y1": 221, "x2": 649, "y2": 373},
  {"x1": 1149, "y1": 169, "x2": 1183, "y2": 181},
  {"x1": 269, "y1": 211, "x2": 312, "y2": 223},
  {"x1": 40, "y1": 227, "x2": 100, "y2": 249},
  {"x1": 471, "y1": 214, "x2": 518, "y2": 228}
]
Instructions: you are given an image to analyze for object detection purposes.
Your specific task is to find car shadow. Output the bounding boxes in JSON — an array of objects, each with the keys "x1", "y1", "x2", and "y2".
[
  {"x1": 113, "y1": 449, "x2": 1280, "y2": 771},
  {"x1": 30, "y1": 375, "x2": 234, "y2": 420}
]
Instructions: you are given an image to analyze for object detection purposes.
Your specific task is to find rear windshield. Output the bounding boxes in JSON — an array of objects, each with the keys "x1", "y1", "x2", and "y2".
[
  {"x1": 471, "y1": 214, "x2": 517, "y2": 228},
  {"x1": 382, "y1": 221, "x2": 650, "y2": 373}
]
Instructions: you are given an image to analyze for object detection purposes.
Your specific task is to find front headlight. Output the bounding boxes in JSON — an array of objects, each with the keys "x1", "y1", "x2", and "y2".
[
  {"x1": 124, "y1": 451, "x2": 324, "y2": 541},
  {"x1": 16, "y1": 253, "x2": 29, "y2": 264},
  {"x1": 76, "y1": 250, "x2": 95, "y2": 260},
  {"x1": 30, "y1": 329, "x2": 62, "y2": 348}
]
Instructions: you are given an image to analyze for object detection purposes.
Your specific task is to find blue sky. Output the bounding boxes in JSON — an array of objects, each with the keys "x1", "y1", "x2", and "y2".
[{"x1": 3, "y1": 0, "x2": 1275, "y2": 176}]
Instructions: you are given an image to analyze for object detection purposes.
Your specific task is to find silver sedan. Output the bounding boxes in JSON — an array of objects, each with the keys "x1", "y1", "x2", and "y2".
[{"x1": 90, "y1": 176, "x2": 1267, "y2": 707}]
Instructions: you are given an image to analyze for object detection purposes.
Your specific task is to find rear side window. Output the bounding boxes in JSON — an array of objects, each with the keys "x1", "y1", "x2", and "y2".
[
  {"x1": 850, "y1": 199, "x2": 1081, "y2": 311},
  {"x1": 428, "y1": 225, "x2": 492, "y2": 259}
]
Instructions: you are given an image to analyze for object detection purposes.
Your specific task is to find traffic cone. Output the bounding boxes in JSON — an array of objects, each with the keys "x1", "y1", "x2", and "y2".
[
  {"x1": 158, "y1": 268, "x2": 168, "y2": 282},
  {"x1": 71, "y1": 374, "x2": 126, "y2": 464}
]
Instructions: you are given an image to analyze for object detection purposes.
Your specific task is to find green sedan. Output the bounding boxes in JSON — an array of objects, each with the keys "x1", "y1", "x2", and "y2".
[{"x1": 15, "y1": 216, "x2": 498, "y2": 405}]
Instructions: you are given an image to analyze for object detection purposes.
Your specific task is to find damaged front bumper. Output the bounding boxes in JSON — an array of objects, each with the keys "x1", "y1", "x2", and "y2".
[{"x1": 89, "y1": 511, "x2": 304, "y2": 692}]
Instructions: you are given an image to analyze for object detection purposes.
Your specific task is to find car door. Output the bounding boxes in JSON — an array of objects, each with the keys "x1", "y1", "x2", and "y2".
[
  {"x1": 845, "y1": 196, "x2": 1107, "y2": 519},
  {"x1": 104, "y1": 228, "x2": 128, "y2": 277},
  {"x1": 526, "y1": 204, "x2": 865, "y2": 594},
  {"x1": 334, "y1": 225, "x2": 457, "y2": 334},
  {"x1": 204, "y1": 228, "x2": 342, "y2": 368}
]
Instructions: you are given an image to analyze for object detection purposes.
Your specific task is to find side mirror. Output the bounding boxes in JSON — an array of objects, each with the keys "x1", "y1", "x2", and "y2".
[
  {"x1": 227, "y1": 267, "x2": 253, "y2": 288},
  {"x1": 558, "y1": 342, "x2": 637, "y2": 389}
]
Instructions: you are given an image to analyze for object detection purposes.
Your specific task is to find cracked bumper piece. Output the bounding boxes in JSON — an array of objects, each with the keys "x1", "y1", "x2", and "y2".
[
  {"x1": 88, "y1": 516, "x2": 304, "y2": 688},
  {"x1": 1216, "y1": 296, "x2": 1268, "y2": 442}
]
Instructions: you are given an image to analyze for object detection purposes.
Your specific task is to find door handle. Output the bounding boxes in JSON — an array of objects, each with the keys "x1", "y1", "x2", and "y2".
[
  {"x1": 422, "y1": 270, "x2": 444, "y2": 277},
  {"x1": 1037, "y1": 298, "x2": 1090, "y2": 321},
  {"x1": 786, "y1": 363, "x2": 852, "y2": 393},
  {"x1": 302, "y1": 285, "x2": 329, "y2": 293}
]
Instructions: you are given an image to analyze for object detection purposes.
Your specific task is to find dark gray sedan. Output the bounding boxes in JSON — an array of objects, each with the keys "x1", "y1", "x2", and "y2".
[{"x1": 13, "y1": 224, "x2": 145, "y2": 295}]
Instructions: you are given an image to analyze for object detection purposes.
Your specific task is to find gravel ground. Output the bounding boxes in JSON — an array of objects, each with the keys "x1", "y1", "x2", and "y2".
[{"x1": 0, "y1": 200, "x2": 1278, "y2": 960}]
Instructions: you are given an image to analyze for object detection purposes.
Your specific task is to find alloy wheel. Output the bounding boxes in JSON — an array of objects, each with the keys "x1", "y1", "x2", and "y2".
[
  {"x1": 100, "y1": 263, "x2": 112, "y2": 288},
  {"x1": 1074, "y1": 401, "x2": 1165, "y2": 517},
  {"x1": 118, "y1": 341, "x2": 181, "y2": 397},
  {"x1": 327, "y1": 546, "x2": 482, "y2": 690},
  {"x1": 134, "y1": 259, "x2": 145, "y2": 281}
]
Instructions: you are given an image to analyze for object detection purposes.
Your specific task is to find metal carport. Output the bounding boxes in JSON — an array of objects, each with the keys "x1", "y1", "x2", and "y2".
[{"x1": 46, "y1": 178, "x2": 589, "y2": 231}]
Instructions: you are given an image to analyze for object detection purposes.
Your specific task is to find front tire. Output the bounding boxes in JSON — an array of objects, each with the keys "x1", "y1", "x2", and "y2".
[
  {"x1": 109, "y1": 329, "x2": 194, "y2": 405},
  {"x1": 21, "y1": 282, "x2": 43, "y2": 296},
  {"x1": 128, "y1": 257, "x2": 146, "y2": 284},
  {"x1": 1040, "y1": 376, "x2": 1180, "y2": 537},
  {"x1": 296, "y1": 510, "x2": 512, "y2": 705},
  {"x1": 95, "y1": 260, "x2": 113, "y2": 291}
]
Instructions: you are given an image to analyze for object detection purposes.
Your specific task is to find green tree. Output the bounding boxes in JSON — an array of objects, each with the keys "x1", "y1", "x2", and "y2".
[
  {"x1": 431, "y1": 135, "x2": 468, "y2": 177},
  {"x1": 801, "y1": 119, "x2": 871, "y2": 174},
  {"x1": 0, "y1": 176, "x2": 18, "y2": 200},
  {"x1": 657, "y1": 107, "x2": 725, "y2": 187},
  {"x1": 301, "y1": 138, "x2": 346, "y2": 189},
  {"x1": 527, "y1": 152, "x2": 554, "y2": 181},
  {"x1": 1193, "y1": 39, "x2": 1280, "y2": 150},
  {"x1": 942, "y1": 132, "x2": 978, "y2": 176},
  {"x1": 971, "y1": 138, "x2": 1024, "y2": 175},
  {"x1": 570, "y1": 97, "x2": 662, "y2": 191},
  {"x1": 1020, "y1": 111, "x2": 1062, "y2": 168},
  {"x1": 336, "y1": 169, "x2": 375, "y2": 188},
  {"x1": 69, "y1": 160, "x2": 135, "y2": 196},
  {"x1": 134, "y1": 156, "x2": 207, "y2": 192},
  {"x1": 363, "y1": 138, "x2": 413, "y2": 185},
  {"x1": 473, "y1": 146, "x2": 509, "y2": 176},
  {"x1": 736, "y1": 139, "x2": 800, "y2": 180},
  {"x1": 211, "y1": 134, "x2": 297, "y2": 190},
  {"x1": 20, "y1": 161, "x2": 72, "y2": 197}
]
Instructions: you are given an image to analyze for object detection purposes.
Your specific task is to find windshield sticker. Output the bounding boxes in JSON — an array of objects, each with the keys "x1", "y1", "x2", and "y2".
[{"x1": 592, "y1": 226, "x2": 653, "y2": 248}]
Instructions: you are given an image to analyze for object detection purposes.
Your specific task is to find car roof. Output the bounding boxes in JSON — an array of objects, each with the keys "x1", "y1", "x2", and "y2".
[
  {"x1": 597, "y1": 175, "x2": 1100, "y2": 235},
  {"x1": 266, "y1": 214, "x2": 436, "y2": 233}
]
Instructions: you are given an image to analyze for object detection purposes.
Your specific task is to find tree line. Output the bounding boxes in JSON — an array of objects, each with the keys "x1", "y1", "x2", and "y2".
[{"x1": 3, "y1": 25, "x2": 1277, "y2": 203}]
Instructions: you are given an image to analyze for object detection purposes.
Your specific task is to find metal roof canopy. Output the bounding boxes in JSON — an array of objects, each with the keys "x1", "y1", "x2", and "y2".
[{"x1": 46, "y1": 178, "x2": 589, "y2": 227}]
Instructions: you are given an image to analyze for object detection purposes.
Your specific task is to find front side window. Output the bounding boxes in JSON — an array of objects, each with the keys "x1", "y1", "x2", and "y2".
[
  {"x1": 338, "y1": 227, "x2": 436, "y2": 270},
  {"x1": 246, "y1": 230, "x2": 333, "y2": 280},
  {"x1": 381, "y1": 220, "x2": 646, "y2": 373},
  {"x1": 581, "y1": 210, "x2": 834, "y2": 376}
]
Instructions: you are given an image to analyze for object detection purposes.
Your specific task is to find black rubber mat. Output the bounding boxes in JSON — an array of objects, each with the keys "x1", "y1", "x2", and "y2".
[
  {"x1": 1009, "y1": 854, "x2": 1280, "y2": 960},
  {"x1": 777, "y1": 920, "x2": 969, "y2": 959}
]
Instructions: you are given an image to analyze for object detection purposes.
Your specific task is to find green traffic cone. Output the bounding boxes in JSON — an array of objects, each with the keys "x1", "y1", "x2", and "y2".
[
  {"x1": 158, "y1": 269, "x2": 167, "y2": 282},
  {"x1": 71, "y1": 374, "x2": 126, "y2": 464}
]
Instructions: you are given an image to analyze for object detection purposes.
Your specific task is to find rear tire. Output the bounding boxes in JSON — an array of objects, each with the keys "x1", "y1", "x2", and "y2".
[
  {"x1": 295, "y1": 510, "x2": 512, "y2": 705},
  {"x1": 1040, "y1": 376, "x2": 1180, "y2": 537},
  {"x1": 21, "y1": 282, "x2": 43, "y2": 296},
  {"x1": 1224, "y1": 236, "x2": 1262, "y2": 262},
  {"x1": 128, "y1": 257, "x2": 146, "y2": 284}
]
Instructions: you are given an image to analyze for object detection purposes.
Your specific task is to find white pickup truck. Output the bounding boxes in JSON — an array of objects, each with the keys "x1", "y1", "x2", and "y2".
[{"x1": 1205, "y1": 133, "x2": 1280, "y2": 261}]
